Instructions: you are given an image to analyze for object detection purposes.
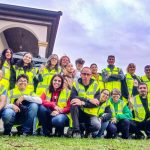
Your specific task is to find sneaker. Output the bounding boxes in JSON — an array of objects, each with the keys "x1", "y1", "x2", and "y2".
[
  {"x1": 84, "y1": 132, "x2": 92, "y2": 138},
  {"x1": 3, "y1": 131, "x2": 13, "y2": 136},
  {"x1": 135, "y1": 132, "x2": 145, "y2": 139},
  {"x1": 72, "y1": 131, "x2": 81, "y2": 138},
  {"x1": 66, "y1": 127, "x2": 73, "y2": 138},
  {"x1": 20, "y1": 133, "x2": 29, "y2": 137}
]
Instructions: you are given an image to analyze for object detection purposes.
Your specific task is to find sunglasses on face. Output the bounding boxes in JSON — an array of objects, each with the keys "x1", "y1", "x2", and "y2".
[{"x1": 145, "y1": 69, "x2": 150, "y2": 71}]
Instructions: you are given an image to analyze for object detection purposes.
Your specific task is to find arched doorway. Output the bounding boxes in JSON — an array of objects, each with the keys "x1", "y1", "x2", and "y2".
[{"x1": 1, "y1": 27, "x2": 39, "y2": 57}]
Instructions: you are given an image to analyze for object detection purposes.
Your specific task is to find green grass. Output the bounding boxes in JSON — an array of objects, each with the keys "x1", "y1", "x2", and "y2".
[{"x1": 0, "y1": 136, "x2": 150, "y2": 150}]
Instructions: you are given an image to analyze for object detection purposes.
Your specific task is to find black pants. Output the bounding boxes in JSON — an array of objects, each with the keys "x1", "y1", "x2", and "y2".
[
  {"x1": 70, "y1": 105, "x2": 100, "y2": 133},
  {"x1": 130, "y1": 120, "x2": 150, "y2": 138},
  {"x1": 106, "y1": 119, "x2": 130, "y2": 139}
]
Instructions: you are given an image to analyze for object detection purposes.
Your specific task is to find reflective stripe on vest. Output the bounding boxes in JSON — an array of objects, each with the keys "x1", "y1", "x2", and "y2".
[
  {"x1": 141, "y1": 75, "x2": 150, "y2": 93},
  {"x1": 8, "y1": 87, "x2": 34, "y2": 104},
  {"x1": 2, "y1": 61, "x2": 10, "y2": 81},
  {"x1": 0, "y1": 82, "x2": 6, "y2": 95},
  {"x1": 74, "y1": 80, "x2": 99, "y2": 116},
  {"x1": 103, "y1": 67, "x2": 121, "y2": 92},
  {"x1": 36, "y1": 67, "x2": 61, "y2": 96},
  {"x1": 126, "y1": 73, "x2": 141, "y2": 96},
  {"x1": 91, "y1": 74, "x2": 104, "y2": 91},
  {"x1": 45, "y1": 88, "x2": 70, "y2": 109},
  {"x1": 132, "y1": 94, "x2": 150, "y2": 122},
  {"x1": 126, "y1": 73, "x2": 134, "y2": 96}
]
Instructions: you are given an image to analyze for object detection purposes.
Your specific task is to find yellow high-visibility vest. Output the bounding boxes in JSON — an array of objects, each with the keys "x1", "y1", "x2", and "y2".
[
  {"x1": 45, "y1": 88, "x2": 72, "y2": 127},
  {"x1": 73, "y1": 80, "x2": 100, "y2": 116},
  {"x1": 36, "y1": 67, "x2": 61, "y2": 96},
  {"x1": 8, "y1": 86, "x2": 35, "y2": 104},
  {"x1": 97, "y1": 100, "x2": 115, "y2": 118},
  {"x1": 141, "y1": 75, "x2": 150, "y2": 93},
  {"x1": 2, "y1": 61, "x2": 11, "y2": 89},
  {"x1": 132, "y1": 94, "x2": 150, "y2": 122},
  {"x1": 91, "y1": 73, "x2": 104, "y2": 92},
  {"x1": 15, "y1": 66, "x2": 38, "y2": 92},
  {"x1": 102, "y1": 67, "x2": 121, "y2": 92}
]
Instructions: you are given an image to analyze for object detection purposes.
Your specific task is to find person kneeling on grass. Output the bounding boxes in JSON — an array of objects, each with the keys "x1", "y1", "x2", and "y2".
[
  {"x1": 129, "y1": 82, "x2": 150, "y2": 139},
  {"x1": 6, "y1": 74, "x2": 42, "y2": 136},
  {"x1": 92, "y1": 89, "x2": 112, "y2": 138},
  {"x1": 70, "y1": 67, "x2": 101, "y2": 138},
  {"x1": 38, "y1": 74, "x2": 70, "y2": 137},
  {"x1": 0, "y1": 70, "x2": 15, "y2": 135},
  {"x1": 106, "y1": 89, "x2": 132, "y2": 139}
]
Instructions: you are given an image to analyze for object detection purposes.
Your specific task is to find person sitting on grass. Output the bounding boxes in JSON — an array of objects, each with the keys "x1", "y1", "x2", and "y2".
[
  {"x1": 129, "y1": 82, "x2": 150, "y2": 139},
  {"x1": 106, "y1": 89, "x2": 132, "y2": 139},
  {"x1": 38, "y1": 74, "x2": 71, "y2": 137},
  {"x1": 70, "y1": 67, "x2": 101, "y2": 138},
  {"x1": 0, "y1": 70, "x2": 15, "y2": 135},
  {"x1": 92, "y1": 89, "x2": 112, "y2": 138}
]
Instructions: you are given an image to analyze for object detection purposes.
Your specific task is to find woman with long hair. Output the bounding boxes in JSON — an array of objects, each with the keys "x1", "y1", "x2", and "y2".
[
  {"x1": 125, "y1": 63, "x2": 141, "y2": 97},
  {"x1": 63, "y1": 63, "x2": 75, "y2": 90},
  {"x1": 90, "y1": 89, "x2": 111, "y2": 138},
  {"x1": 36, "y1": 54, "x2": 61, "y2": 96},
  {"x1": 38, "y1": 74, "x2": 70, "y2": 137},
  {"x1": 15, "y1": 52, "x2": 37, "y2": 92},
  {"x1": 0, "y1": 48, "x2": 15, "y2": 90}
]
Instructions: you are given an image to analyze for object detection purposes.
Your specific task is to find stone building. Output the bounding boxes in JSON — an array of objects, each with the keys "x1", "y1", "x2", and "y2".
[{"x1": 0, "y1": 3, "x2": 62, "y2": 58}]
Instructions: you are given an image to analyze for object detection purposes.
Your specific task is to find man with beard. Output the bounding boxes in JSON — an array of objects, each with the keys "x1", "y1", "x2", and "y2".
[{"x1": 129, "y1": 82, "x2": 150, "y2": 139}]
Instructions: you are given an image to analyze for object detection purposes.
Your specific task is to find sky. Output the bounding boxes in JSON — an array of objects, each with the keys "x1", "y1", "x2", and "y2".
[{"x1": 0, "y1": 0, "x2": 150, "y2": 75}]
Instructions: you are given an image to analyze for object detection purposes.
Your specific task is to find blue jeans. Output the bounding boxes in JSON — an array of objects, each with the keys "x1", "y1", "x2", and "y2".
[
  {"x1": 38, "y1": 105, "x2": 69, "y2": 135},
  {"x1": 93, "y1": 121, "x2": 109, "y2": 138},
  {"x1": 0, "y1": 108, "x2": 15, "y2": 134},
  {"x1": 16, "y1": 102, "x2": 39, "y2": 134},
  {"x1": 106, "y1": 119, "x2": 130, "y2": 139},
  {"x1": 4, "y1": 103, "x2": 38, "y2": 134},
  {"x1": 52, "y1": 114, "x2": 69, "y2": 130},
  {"x1": 38, "y1": 105, "x2": 51, "y2": 135}
]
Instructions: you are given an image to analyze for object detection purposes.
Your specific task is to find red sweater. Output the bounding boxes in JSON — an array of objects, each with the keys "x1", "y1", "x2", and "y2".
[{"x1": 40, "y1": 90, "x2": 70, "y2": 114}]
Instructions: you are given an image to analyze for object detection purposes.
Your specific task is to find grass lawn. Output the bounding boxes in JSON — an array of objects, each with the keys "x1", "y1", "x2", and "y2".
[{"x1": 0, "y1": 136, "x2": 150, "y2": 150}]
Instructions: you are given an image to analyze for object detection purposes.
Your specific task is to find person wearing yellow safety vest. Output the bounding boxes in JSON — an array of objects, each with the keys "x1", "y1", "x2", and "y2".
[
  {"x1": 92, "y1": 89, "x2": 112, "y2": 138},
  {"x1": 129, "y1": 83, "x2": 150, "y2": 139},
  {"x1": 36, "y1": 54, "x2": 61, "y2": 96},
  {"x1": 90, "y1": 63, "x2": 104, "y2": 92},
  {"x1": 0, "y1": 48, "x2": 15, "y2": 90},
  {"x1": 38, "y1": 74, "x2": 70, "y2": 137},
  {"x1": 141, "y1": 65, "x2": 150, "y2": 93},
  {"x1": 0, "y1": 70, "x2": 14, "y2": 135},
  {"x1": 102, "y1": 55, "x2": 124, "y2": 92},
  {"x1": 15, "y1": 52, "x2": 38, "y2": 92},
  {"x1": 70, "y1": 67, "x2": 101, "y2": 138},
  {"x1": 106, "y1": 89, "x2": 132, "y2": 139},
  {"x1": 125, "y1": 63, "x2": 141, "y2": 97},
  {"x1": 6, "y1": 74, "x2": 41, "y2": 136}
]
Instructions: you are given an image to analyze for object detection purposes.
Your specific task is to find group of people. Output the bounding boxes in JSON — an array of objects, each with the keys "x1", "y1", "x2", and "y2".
[{"x1": 0, "y1": 48, "x2": 150, "y2": 139}]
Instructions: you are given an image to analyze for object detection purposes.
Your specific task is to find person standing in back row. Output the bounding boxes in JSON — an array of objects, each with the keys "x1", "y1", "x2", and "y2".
[
  {"x1": 141, "y1": 65, "x2": 150, "y2": 93},
  {"x1": 102, "y1": 55, "x2": 124, "y2": 92}
]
